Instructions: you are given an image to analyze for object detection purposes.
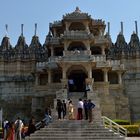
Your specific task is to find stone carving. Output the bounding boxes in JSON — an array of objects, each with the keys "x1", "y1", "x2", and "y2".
[{"x1": 63, "y1": 7, "x2": 91, "y2": 20}]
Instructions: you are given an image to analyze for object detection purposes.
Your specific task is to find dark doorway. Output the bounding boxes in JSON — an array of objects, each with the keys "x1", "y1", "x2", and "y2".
[{"x1": 68, "y1": 70, "x2": 87, "y2": 92}]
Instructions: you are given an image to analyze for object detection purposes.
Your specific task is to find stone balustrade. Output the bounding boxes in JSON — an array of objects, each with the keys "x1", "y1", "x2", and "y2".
[
  {"x1": 36, "y1": 62, "x2": 48, "y2": 70},
  {"x1": 63, "y1": 30, "x2": 94, "y2": 39},
  {"x1": 108, "y1": 60, "x2": 125, "y2": 70},
  {"x1": 49, "y1": 37, "x2": 60, "y2": 44},
  {"x1": 90, "y1": 55, "x2": 106, "y2": 61},
  {"x1": 63, "y1": 50, "x2": 91, "y2": 56},
  {"x1": 36, "y1": 55, "x2": 125, "y2": 70}
]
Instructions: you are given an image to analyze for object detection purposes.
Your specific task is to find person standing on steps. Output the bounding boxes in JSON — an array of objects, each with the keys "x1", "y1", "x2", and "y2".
[
  {"x1": 56, "y1": 99, "x2": 63, "y2": 120},
  {"x1": 83, "y1": 99, "x2": 88, "y2": 120},
  {"x1": 87, "y1": 99, "x2": 95, "y2": 123},
  {"x1": 14, "y1": 117, "x2": 23, "y2": 140},
  {"x1": 5, "y1": 122, "x2": 15, "y2": 140},
  {"x1": 68, "y1": 100, "x2": 74, "y2": 120},
  {"x1": 62, "y1": 100, "x2": 67, "y2": 119},
  {"x1": 77, "y1": 98, "x2": 84, "y2": 120},
  {"x1": 45, "y1": 107, "x2": 52, "y2": 125}
]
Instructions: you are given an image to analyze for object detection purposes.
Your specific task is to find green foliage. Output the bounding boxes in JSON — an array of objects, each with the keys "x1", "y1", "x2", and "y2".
[
  {"x1": 134, "y1": 120, "x2": 140, "y2": 125},
  {"x1": 122, "y1": 125, "x2": 140, "y2": 136},
  {"x1": 113, "y1": 119, "x2": 130, "y2": 125}
]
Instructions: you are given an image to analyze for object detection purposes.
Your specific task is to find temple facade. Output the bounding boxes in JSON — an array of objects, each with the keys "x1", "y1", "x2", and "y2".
[{"x1": 0, "y1": 7, "x2": 140, "y2": 122}]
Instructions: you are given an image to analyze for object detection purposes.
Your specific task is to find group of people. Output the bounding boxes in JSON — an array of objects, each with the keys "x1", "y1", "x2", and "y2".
[
  {"x1": 3, "y1": 116, "x2": 36, "y2": 140},
  {"x1": 56, "y1": 98, "x2": 95, "y2": 123}
]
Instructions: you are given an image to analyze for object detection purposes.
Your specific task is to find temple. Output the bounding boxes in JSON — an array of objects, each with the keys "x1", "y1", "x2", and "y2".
[{"x1": 0, "y1": 7, "x2": 140, "y2": 122}]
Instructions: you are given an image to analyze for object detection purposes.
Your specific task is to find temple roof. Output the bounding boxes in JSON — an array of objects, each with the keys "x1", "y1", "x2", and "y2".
[
  {"x1": 115, "y1": 33, "x2": 127, "y2": 49},
  {"x1": 15, "y1": 35, "x2": 28, "y2": 50},
  {"x1": 29, "y1": 35, "x2": 42, "y2": 49},
  {"x1": 63, "y1": 7, "x2": 91, "y2": 20},
  {"x1": 0, "y1": 36, "x2": 12, "y2": 50},
  {"x1": 129, "y1": 32, "x2": 140, "y2": 49}
]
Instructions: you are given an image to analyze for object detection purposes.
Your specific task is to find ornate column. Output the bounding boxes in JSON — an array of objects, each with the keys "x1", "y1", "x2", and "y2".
[
  {"x1": 65, "y1": 22, "x2": 70, "y2": 31},
  {"x1": 51, "y1": 47, "x2": 54, "y2": 56},
  {"x1": 53, "y1": 28, "x2": 56, "y2": 37},
  {"x1": 85, "y1": 41, "x2": 91, "y2": 55},
  {"x1": 101, "y1": 47, "x2": 105, "y2": 55},
  {"x1": 118, "y1": 71, "x2": 122, "y2": 84},
  {"x1": 103, "y1": 69, "x2": 108, "y2": 82},
  {"x1": 35, "y1": 73, "x2": 39, "y2": 85},
  {"x1": 84, "y1": 21, "x2": 90, "y2": 33},
  {"x1": 48, "y1": 70, "x2": 51, "y2": 83},
  {"x1": 88, "y1": 66, "x2": 92, "y2": 79},
  {"x1": 62, "y1": 67, "x2": 66, "y2": 79}
]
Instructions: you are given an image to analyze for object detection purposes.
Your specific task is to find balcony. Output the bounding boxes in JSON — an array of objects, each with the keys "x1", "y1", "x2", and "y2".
[
  {"x1": 36, "y1": 55, "x2": 124, "y2": 70},
  {"x1": 63, "y1": 50, "x2": 91, "y2": 56},
  {"x1": 63, "y1": 30, "x2": 94, "y2": 40},
  {"x1": 46, "y1": 37, "x2": 60, "y2": 45},
  {"x1": 94, "y1": 36, "x2": 108, "y2": 44},
  {"x1": 108, "y1": 60, "x2": 125, "y2": 70}
]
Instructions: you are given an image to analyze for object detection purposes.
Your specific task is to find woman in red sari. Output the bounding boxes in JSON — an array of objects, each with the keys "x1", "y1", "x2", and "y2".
[{"x1": 5, "y1": 122, "x2": 15, "y2": 140}]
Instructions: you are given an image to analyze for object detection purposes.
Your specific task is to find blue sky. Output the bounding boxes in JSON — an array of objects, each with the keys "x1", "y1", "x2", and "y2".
[{"x1": 0, "y1": 0, "x2": 140, "y2": 45}]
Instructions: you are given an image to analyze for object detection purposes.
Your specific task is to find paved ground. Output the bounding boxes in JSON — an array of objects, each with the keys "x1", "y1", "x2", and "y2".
[{"x1": 125, "y1": 137, "x2": 140, "y2": 140}]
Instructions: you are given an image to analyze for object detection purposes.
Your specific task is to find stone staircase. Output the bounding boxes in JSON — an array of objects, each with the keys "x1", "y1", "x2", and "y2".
[{"x1": 26, "y1": 120, "x2": 125, "y2": 140}]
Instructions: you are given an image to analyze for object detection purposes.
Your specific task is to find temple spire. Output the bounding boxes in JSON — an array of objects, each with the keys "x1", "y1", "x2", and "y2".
[
  {"x1": 135, "y1": 21, "x2": 138, "y2": 35},
  {"x1": 75, "y1": 6, "x2": 81, "y2": 13},
  {"x1": 121, "y1": 21, "x2": 123, "y2": 35},
  {"x1": 5, "y1": 24, "x2": 8, "y2": 37},
  {"x1": 107, "y1": 22, "x2": 110, "y2": 35},
  {"x1": 34, "y1": 23, "x2": 37, "y2": 36},
  {"x1": 21, "y1": 24, "x2": 24, "y2": 36}
]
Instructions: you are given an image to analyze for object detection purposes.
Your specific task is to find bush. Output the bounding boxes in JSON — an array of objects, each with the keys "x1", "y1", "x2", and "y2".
[
  {"x1": 113, "y1": 119, "x2": 130, "y2": 125},
  {"x1": 122, "y1": 125, "x2": 140, "y2": 137},
  {"x1": 0, "y1": 128, "x2": 3, "y2": 138}
]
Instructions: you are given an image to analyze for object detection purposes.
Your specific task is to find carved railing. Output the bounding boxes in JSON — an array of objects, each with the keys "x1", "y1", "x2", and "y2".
[
  {"x1": 90, "y1": 55, "x2": 106, "y2": 61},
  {"x1": 36, "y1": 62, "x2": 48, "y2": 70},
  {"x1": 102, "y1": 116, "x2": 127, "y2": 137},
  {"x1": 49, "y1": 37, "x2": 60, "y2": 44},
  {"x1": 63, "y1": 50, "x2": 91, "y2": 56},
  {"x1": 63, "y1": 30, "x2": 94, "y2": 39},
  {"x1": 108, "y1": 60, "x2": 125, "y2": 70}
]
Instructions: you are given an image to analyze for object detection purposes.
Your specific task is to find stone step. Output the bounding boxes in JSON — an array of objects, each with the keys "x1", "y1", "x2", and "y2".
[
  {"x1": 26, "y1": 136, "x2": 124, "y2": 140},
  {"x1": 32, "y1": 133, "x2": 120, "y2": 137}
]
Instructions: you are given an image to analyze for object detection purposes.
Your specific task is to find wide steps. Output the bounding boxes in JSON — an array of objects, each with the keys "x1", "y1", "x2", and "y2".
[
  {"x1": 27, "y1": 136, "x2": 124, "y2": 140},
  {"x1": 26, "y1": 120, "x2": 125, "y2": 140}
]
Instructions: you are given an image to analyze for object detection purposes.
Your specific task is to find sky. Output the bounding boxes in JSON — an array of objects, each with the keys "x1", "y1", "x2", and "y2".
[{"x1": 0, "y1": 0, "x2": 140, "y2": 46}]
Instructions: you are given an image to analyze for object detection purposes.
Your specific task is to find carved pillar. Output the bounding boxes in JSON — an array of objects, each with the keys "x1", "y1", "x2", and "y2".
[
  {"x1": 62, "y1": 67, "x2": 66, "y2": 79},
  {"x1": 53, "y1": 28, "x2": 56, "y2": 37},
  {"x1": 48, "y1": 70, "x2": 51, "y2": 83},
  {"x1": 88, "y1": 66, "x2": 92, "y2": 79},
  {"x1": 65, "y1": 22, "x2": 70, "y2": 31},
  {"x1": 118, "y1": 71, "x2": 122, "y2": 84},
  {"x1": 101, "y1": 47, "x2": 105, "y2": 55},
  {"x1": 35, "y1": 73, "x2": 39, "y2": 85},
  {"x1": 103, "y1": 69, "x2": 108, "y2": 82},
  {"x1": 83, "y1": 21, "x2": 90, "y2": 33},
  {"x1": 85, "y1": 41, "x2": 91, "y2": 55},
  {"x1": 51, "y1": 47, "x2": 54, "y2": 56}
]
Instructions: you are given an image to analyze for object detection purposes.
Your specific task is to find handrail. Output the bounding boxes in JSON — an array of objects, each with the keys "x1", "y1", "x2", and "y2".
[
  {"x1": 35, "y1": 118, "x2": 46, "y2": 130},
  {"x1": 101, "y1": 116, "x2": 127, "y2": 137}
]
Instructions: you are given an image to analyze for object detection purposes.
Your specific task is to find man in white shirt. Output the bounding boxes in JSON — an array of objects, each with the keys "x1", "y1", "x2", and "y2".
[
  {"x1": 15, "y1": 117, "x2": 23, "y2": 140},
  {"x1": 77, "y1": 98, "x2": 83, "y2": 120}
]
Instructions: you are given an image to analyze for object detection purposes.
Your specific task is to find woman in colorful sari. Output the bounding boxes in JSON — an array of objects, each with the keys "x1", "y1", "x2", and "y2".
[{"x1": 68, "y1": 100, "x2": 75, "y2": 120}]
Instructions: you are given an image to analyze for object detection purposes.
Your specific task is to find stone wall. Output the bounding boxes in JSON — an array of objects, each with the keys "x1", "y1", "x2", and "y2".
[
  {"x1": 124, "y1": 73, "x2": 140, "y2": 122},
  {"x1": 0, "y1": 79, "x2": 34, "y2": 121}
]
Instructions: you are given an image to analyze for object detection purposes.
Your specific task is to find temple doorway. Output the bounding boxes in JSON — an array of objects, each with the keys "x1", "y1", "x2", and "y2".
[{"x1": 68, "y1": 70, "x2": 87, "y2": 92}]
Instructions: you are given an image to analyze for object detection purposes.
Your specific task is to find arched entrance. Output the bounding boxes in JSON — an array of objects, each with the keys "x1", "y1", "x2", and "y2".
[{"x1": 68, "y1": 69, "x2": 87, "y2": 92}]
